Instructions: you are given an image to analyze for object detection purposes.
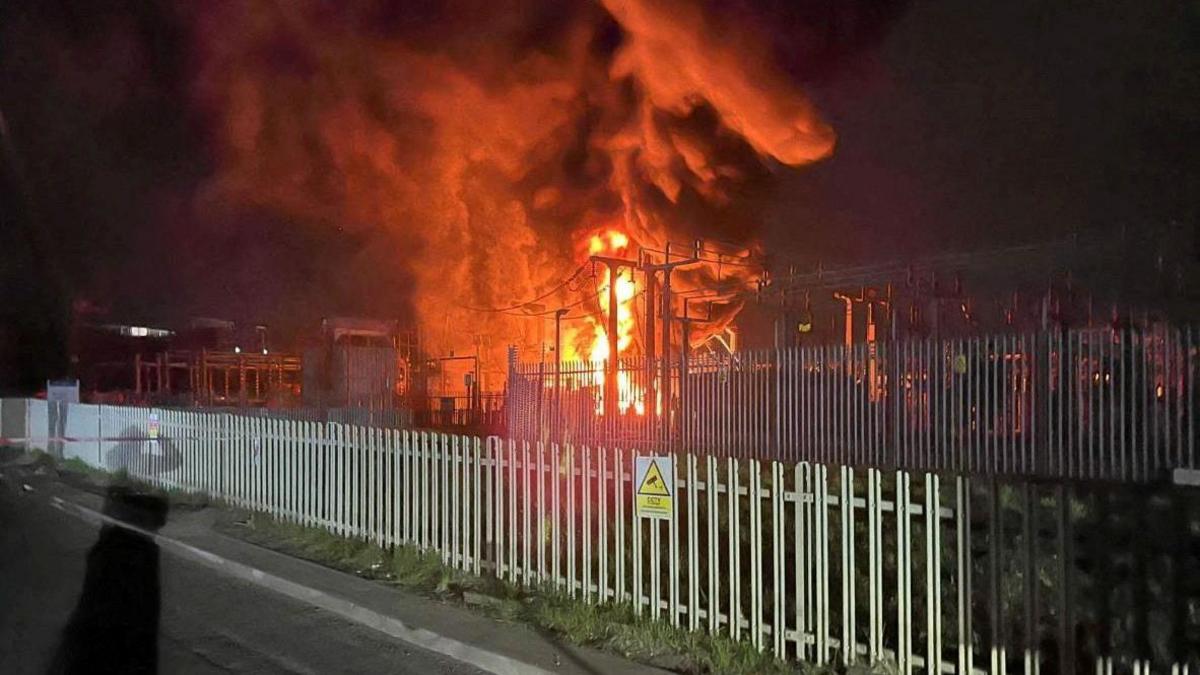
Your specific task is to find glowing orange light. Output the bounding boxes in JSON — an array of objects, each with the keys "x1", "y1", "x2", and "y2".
[{"x1": 564, "y1": 229, "x2": 645, "y2": 415}]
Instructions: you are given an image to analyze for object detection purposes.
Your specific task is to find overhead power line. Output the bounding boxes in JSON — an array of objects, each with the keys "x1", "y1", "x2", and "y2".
[
  {"x1": 457, "y1": 264, "x2": 588, "y2": 313},
  {"x1": 506, "y1": 286, "x2": 646, "y2": 319}
]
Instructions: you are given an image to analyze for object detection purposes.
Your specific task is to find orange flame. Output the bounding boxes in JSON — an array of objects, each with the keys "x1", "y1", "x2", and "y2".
[
  {"x1": 187, "y1": 0, "x2": 836, "y2": 386},
  {"x1": 587, "y1": 230, "x2": 636, "y2": 360},
  {"x1": 560, "y1": 229, "x2": 645, "y2": 414}
]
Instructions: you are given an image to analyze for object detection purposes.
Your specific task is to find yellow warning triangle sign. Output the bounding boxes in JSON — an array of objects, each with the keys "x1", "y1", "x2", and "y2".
[{"x1": 638, "y1": 460, "x2": 670, "y2": 496}]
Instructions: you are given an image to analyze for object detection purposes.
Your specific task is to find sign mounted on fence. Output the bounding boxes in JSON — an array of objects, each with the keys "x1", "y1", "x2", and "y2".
[
  {"x1": 147, "y1": 412, "x2": 162, "y2": 456},
  {"x1": 635, "y1": 456, "x2": 674, "y2": 520}
]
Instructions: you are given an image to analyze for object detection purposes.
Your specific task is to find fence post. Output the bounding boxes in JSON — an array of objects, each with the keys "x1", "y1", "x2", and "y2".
[
  {"x1": 868, "y1": 468, "x2": 883, "y2": 664},
  {"x1": 748, "y1": 459, "x2": 762, "y2": 648},
  {"x1": 690, "y1": 454, "x2": 703, "y2": 634},
  {"x1": 615, "y1": 447, "x2": 626, "y2": 604},
  {"x1": 537, "y1": 441, "x2": 547, "y2": 584},
  {"x1": 524, "y1": 440, "x2": 533, "y2": 587},
  {"x1": 795, "y1": 462, "x2": 809, "y2": 662},
  {"x1": 566, "y1": 442, "x2": 576, "y2": 594},
  {"x1": 925, "y1": 473, "x2": 943, "y2": 673},
  {"x1": 598, "y1": 445, "x2": 609, "y2": 603},
  {"x1": 472, "y1": 436, "x2": 482, "y2": 575},
  {"x1": 669, "y1": 451, "x2": 681, "y2": 626},
  {"x1": 770, "y1": 460, "x2": 785, "y2": 657},
  {"x1": 727, "y1": 457, "x2": 741, "y2": 640},
  {"x1": 988, "y1": 479, "x2": 1004, "y2": 675},
  {"x1": 814, "y1": 463, "x2": 829, "y2": 665},
  {"x1": 708, "y1": 456, "x2": 721, "y2": 636},
  {"x1": 956, "y1": 475, "x2": 974, "y2": 675},
  {"x1": 896, "y1": 469, "x2": 911, "y2": 674},
  {"x1": 505, "y1": 346, "x2": 518, "y2": 440},
  {"x1": 487, "y1": 436, "x2": 498, "y2": 575},
  {"x1": 840, "y1": 465, "x2": 856, "y2": 665}
]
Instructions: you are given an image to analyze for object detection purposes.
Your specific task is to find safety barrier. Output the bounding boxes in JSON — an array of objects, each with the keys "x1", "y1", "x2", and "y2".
[
  {"x1": 8, "y1": 400, "x2": 1194, "y2": 673},
  {"x1": 508, "y1": 325, "x2": 1200, "y2": 483}
]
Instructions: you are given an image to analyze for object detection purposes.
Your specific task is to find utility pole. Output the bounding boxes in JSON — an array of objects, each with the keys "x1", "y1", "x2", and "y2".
[
  {"x1": 473, "y1": 334, "x2": 483, "y2": 424},
  {"x1": 588, "y1": 255, "x2": 638, "y2": 419},
  {"x1": 642, "y1": 240, "x2": 702, "y2": 445},
  {"x1": 553, "y1": 308, "x2": 568, "y2": 440}
]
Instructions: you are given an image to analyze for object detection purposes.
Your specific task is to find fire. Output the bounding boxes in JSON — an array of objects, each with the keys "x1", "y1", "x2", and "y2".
[
  {"x1": 588, "y1": 231, "x2": 637, "y2": 360},
  {"x1": 187, "y1": 0, "x2": 839, "y2": 388},
  {"x1": 557, "y1": 225, "x2": 766, "y2": 417},
  {"x1": 566, "y1": 229, "x2": 646, "y2": 415},
  {"x1": 590, "y1": 228, "x2": 648, "y2": 413}
]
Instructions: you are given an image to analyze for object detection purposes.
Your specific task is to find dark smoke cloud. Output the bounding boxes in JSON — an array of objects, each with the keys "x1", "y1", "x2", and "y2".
[
  {"x1": 1, "y1": 0, "x2": 906, "y2": 386},
  {"x1": 182, "y1": 0, "x2": 889, "y2": 359}
]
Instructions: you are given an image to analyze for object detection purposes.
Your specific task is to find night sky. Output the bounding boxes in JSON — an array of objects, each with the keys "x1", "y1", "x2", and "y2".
[
  {"x1": 1, "y1": 0, "x2": 1196, "y2": 390},
  {"x1": 767, "y1": 0, "x2": 1199, "y2": 264}
]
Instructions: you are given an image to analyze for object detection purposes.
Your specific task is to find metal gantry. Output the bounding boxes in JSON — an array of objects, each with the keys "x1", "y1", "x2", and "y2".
[{"x1": 509, "y1": 324, "x2": 1200, "y2": 482}]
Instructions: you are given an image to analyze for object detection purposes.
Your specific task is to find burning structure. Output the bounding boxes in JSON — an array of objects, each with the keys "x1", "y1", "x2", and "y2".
[
  {"x1": 190, "y1": 0, "x2": 848, "y2": 395},
  {"x1": 3, "y1": 0, "x2": 925, "y2": 423}
]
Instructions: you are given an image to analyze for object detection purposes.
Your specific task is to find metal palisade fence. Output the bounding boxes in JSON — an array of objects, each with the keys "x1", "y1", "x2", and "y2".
[
  {"x1": 508, "y1": 325, "x2": 1200, "y2": 482},
  {"x1": 181, "y1": 405, "x2": 414, "y2": 428},
  {"x1": 7, "y1": 400, "x2": 1194, "y2": 674}
]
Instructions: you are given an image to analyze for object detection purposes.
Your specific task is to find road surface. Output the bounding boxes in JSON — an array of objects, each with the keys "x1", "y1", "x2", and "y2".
[{"x1": 0, "y1": 474, "x2": 483, "y2": 675}]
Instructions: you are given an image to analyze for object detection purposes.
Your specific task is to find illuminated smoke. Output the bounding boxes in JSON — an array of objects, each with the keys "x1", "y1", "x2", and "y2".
[
  {"x1": 187, "y1": 0, "x2": 837, "y2": 379},
  {"x1": 602, "y1": 0, "x2": 834, "y2": 170}
]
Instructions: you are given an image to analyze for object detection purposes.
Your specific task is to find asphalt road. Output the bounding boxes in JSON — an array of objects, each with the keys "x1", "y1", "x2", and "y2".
[{"x1": 0, "y1": 474, "x2": 484, "y2": 675}]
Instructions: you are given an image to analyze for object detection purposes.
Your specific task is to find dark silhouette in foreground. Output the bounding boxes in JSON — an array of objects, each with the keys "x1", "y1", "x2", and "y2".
[{"x1": 48, "y1": 486, "x2": 167, "y2": 674}]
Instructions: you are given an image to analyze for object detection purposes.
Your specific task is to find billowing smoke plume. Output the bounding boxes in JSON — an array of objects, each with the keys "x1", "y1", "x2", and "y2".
[{"x1": 186, "y1": 0, "x2": 836, "y2": 374}]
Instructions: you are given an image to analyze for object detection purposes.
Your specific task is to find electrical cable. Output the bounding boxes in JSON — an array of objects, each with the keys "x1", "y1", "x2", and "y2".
[
  {"x1": 505, "y1": 287, "x2": 647, "y2": 319},
  {"x1": 495, "y1": 267, "x2": 610, "y2": 318},
  {"x1": 457, "y1": 263, "x2": 587, "y2": 313}
]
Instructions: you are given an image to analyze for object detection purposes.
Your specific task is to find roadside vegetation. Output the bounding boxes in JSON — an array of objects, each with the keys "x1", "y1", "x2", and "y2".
[
  {"x1": 47, "y1": 454, "x2": 213, "y2": 510},
  {"x1": 27, "y1": 450, "x2": 897, "y2": 674},
  {"x1": 220, "y1": 508, "x2": 814, "y2": 674}
]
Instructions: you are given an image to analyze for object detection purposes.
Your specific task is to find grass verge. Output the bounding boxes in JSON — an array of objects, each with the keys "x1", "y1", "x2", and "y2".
[
  {"x1": 38, "y1": 451, "x2": 888, "y2": 674},
  {"x1": 54, "y1": 455, "x2": 212, "y2": 510},
  {"x1": 218, "y1": 508, "x2": 849, "y2": 674}
]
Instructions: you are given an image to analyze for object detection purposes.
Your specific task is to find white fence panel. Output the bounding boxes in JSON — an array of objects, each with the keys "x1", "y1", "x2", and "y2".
[
  {"x1": 61, "y1": 403, "x2": 102, "y2": 468},
  {"x1": 18, "y1": 399, "x2": 1197, "y2": 674},
  {"x1": 26, "y1": 399, "x2": 48, "y2": 453}
]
